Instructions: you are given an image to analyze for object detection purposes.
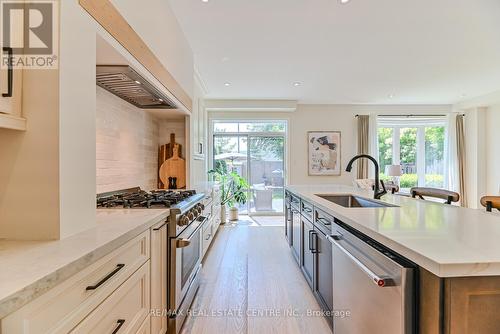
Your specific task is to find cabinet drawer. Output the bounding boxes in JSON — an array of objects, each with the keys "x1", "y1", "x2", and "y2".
[
  {"x1": 202, "y1": 219, "x2": 213, "y2": 256},
  {"x1": 2, "y1": 231, "x2": 150, "y2": 334},
  {"x1": 71, "y1": 261, "x2": 150, "y2": 334},
  {"x1": 301, "y1": 200, "x2": 313, "y2": 221}
]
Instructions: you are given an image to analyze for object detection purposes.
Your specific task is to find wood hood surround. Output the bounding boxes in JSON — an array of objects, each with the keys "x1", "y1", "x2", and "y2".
[
  {"x1": 0, "y1": 0, "x2": 193, "y2": 240},
  {"x1": 79, "y1": 0, "x2": 192, "y2": 113}
]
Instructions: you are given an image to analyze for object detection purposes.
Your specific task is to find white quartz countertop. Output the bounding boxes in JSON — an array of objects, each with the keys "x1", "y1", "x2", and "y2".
[
  {"x1": 0, "y1": 209, "x2": 169, "y2": 318},
  {"x1": 286, "y1": 184, "x2": 500, "y2": 278}
]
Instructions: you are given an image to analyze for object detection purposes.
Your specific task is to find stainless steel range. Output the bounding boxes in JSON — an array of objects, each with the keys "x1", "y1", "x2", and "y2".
[{"x1": 96, "y1": 187, "x2": 207, "y2": 334}]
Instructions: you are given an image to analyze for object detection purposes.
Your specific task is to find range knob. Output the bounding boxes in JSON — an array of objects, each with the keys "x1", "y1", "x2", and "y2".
[
  {"x1": 196, "y1": 204, "x2": 203, "y2": 214},
  {"x1": 178, "y1": 215, "x2": 190, "y2": 226},
  {"x1": 187, "y1": 211, "x2": 195, "y2": 220}
]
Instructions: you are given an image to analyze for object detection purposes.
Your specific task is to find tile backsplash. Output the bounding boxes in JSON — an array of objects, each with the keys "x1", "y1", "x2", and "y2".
[{"x1": 96, "y1": 86, "x2": 159, "y2": 193}]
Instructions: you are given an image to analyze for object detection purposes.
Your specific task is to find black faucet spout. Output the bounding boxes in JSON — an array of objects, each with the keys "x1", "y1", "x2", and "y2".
[{"x1": 345, "y1": 154, "x2": 387, "y2": 200}]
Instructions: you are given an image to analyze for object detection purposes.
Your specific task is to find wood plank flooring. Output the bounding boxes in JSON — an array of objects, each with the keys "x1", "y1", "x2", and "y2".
[{"x1": 181, "y1": 218, "x2": 331, "y2": 334}]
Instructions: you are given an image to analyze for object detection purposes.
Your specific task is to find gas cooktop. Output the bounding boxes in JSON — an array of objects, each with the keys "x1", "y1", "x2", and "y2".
[{"x1": 96, "y1": 187, "x2": 197, "y2": 209}]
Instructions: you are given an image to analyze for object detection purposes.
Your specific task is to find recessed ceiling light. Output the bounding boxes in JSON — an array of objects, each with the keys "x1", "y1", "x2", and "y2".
[
  {"x1": 293, "y1": 82, "x2": 301, "y2": 87},
  {"x1": 134, "y1": 80, "x2": 141, "y2": 85},
  {"x1": 388, "y1": 94, "x2": 394, "y2": 99},
  {"x1": 158, "y1": 98, "x2": 164, "y2": 102},
  {"x1": 224, "y1": 82, "x2": 231, "y2": 86},
  {"x1": 201, "y1": 0, "x2": 209, "y2": 2},
  {"x1": 340, "y1": 0, "x2": 351, "y2": 4}
]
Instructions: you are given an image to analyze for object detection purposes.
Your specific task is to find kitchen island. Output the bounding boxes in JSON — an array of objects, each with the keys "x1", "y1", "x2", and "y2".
[{"x1": 286, "y1": 184, "x2": 500, "y2": 334}]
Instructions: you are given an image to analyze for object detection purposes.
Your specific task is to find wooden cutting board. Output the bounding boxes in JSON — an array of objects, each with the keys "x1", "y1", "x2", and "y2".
[
  {"x1": 159, "y1": 144, "x2": 186, "y2": 189},
  {"x1": 158, "y1": 133, "x2": 182, "y2": 188}
]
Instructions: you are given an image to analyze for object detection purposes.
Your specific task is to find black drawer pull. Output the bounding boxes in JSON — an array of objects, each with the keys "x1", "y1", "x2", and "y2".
[
  {"x1": 86, "y1": 264, "x2": 125, "y2": 291},
  {"x1": 2, "y1": 47, "x2": 13, "y2": 97},
  {"x1": 303, "y1": 207, "x2": 312, "y2": 213},
  {"x1": 153, "y1": 222, "x2": 166, "y2": 231},
  {"x1": 112, "y1": 319, "x2": 125, "y2": 334}
]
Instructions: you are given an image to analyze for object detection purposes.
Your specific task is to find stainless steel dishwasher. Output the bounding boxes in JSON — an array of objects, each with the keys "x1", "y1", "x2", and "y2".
[{"x1": 326, "y1": 220, "x2": 416, "y2": 334}]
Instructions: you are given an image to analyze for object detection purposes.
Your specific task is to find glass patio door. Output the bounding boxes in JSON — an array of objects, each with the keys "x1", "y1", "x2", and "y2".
[
  {"x1": 248, "y1": 136, "x2": 284, "y2": 214},
  {"x1": 213, "y1": 135, "x2": 249, "y2": 214}
]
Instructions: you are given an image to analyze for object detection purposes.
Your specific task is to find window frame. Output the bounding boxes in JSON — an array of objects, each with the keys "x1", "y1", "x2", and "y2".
[{"x1": 377, "y1": 116, "x2": 447, "y2": 191}]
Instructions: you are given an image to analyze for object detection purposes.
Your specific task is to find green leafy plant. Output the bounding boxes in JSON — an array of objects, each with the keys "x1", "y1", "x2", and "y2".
[{"x1": 208, "y1": 165, "x2": 249, "y2": 208}]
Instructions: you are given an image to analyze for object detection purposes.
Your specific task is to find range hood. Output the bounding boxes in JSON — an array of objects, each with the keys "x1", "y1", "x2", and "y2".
[{"x1": 96, "y1": 65, "x2": 176, "y2": 109}]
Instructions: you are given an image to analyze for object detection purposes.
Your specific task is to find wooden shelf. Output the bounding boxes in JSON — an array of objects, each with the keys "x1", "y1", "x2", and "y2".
[{"x1": 0, "y1": 113, "x2": 27, "y2": 131}]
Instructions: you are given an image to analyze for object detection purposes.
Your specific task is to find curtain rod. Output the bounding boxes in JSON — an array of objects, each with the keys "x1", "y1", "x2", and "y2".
[{"x1": 355, "y1": 114, "x2": 465, "y2": 117}]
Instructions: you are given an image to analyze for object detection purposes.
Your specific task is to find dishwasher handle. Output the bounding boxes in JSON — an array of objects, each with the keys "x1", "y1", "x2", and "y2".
[{"x1": 327, "y1": 234, "x2": 392, "y2": 288}]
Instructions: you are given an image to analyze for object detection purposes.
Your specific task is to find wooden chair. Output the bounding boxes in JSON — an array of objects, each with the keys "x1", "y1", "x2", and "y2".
[
  {"x1": 480, "y1": 196, "x2": 500, "y2": 212},
  {"x1": 410, "y1": 187, "x2": 460, "y2": 204}
]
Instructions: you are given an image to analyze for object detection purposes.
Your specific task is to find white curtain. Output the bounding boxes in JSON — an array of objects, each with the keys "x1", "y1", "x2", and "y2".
[
  {"x1": 368, "y1": 113, "x2": 379, "y2": 179},
  {"x1": 445, "y1": 113, "x2": 459, "y2": 193}
]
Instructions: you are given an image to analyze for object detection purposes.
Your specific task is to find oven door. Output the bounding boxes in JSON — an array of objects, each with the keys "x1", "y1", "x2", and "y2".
[{"x1": 170, "y1": 215, "x2": 206, "y2": 312}]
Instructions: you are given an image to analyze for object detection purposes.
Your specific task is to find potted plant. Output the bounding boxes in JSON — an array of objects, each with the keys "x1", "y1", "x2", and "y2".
[{"x1": 208, "y1": 162, "x2": 249, "y2": 223}]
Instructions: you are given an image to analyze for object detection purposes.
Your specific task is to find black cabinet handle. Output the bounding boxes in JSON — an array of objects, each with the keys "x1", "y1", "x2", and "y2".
[
  {"x1": 2, "y1": 47, "x2": 13, "y2": 97},
  {"x1": 311, "y1": 232, "x2": 319, "y2": 254},
  {"x1": 303, "y1": 207, "x2": 312, "y2": 213},
  {"x1": 112, "y1": 319, "x2": 126, "y2": 334},
  {"x1": 86, "y1": 264, "x2": 125, "y2": 290},
  {"x1": 308, "y1": 230, "x2": 313, "y2": 251},
  {"x1": 153, "y1": 222, "x2": 166, "y2": 231}
]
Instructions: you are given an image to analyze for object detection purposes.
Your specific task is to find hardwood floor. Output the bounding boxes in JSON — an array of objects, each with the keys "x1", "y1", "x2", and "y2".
[{"x1": 181, "y1": 218, "x2": 331, "y2": 334}]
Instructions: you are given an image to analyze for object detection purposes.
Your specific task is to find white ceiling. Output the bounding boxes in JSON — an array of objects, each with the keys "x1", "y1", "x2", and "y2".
[{"x1": 168, "y1": 0, "x2": 500, "y2": 104}]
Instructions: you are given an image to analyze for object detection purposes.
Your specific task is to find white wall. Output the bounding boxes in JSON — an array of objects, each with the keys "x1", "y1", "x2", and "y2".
[
  {"x1": 486, "y1": 105, "x2": 500, "y2": 195},
  {"x1": 455, "y1": 91, "x2": 500, "y2": 208},
  {"x1": 209, "y1": 104, "x2": 452, "y2": 186},
  {"x1": 59, "y1": 0, "x2": 97, "y2": 238}
]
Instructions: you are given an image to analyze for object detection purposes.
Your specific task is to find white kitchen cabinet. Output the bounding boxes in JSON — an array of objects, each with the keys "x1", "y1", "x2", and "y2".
[
  {"x1": 1, "y1": 231, "x2": 150, "y2": 334},
  {"x1": 0, "y1": 18, "x2": 25, "y2": 130},
  {"x1": 70, "y1": 261, "x2": 150, "y2": 334},
  {"x1": 191, "y1": 73, "x2": 207, "y2": 160},
  {"x1": 150, "y1": 222, "x2": 168, "y2": 334}
]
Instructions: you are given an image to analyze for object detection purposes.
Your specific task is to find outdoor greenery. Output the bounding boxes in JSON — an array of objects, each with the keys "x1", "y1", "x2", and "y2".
[
  {"x1": 208, "y1": 164, "x2": 249, "y2": 207},
  {"x1": 380, "y1": 173, "x2": 444, "y2": 189},
  {"x1": 247, "y1": 123, "x2": 285, "y2": 159},
  {"x1": 378, "y1": 125, "x2": 445, "y2": 189}
]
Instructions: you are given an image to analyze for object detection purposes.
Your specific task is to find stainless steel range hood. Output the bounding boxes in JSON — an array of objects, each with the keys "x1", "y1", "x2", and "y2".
[{"x1": 96, "y1": 65, "x2": 176, "y2": 109}]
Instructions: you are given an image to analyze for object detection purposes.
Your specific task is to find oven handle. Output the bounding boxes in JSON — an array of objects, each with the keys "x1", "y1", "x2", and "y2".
[
  {"x1": 176, "y1": 215, "x2": 208, "y2": 248},
  {"x1": 327, "y1": 234, "x2": 392, "y2": 287}
]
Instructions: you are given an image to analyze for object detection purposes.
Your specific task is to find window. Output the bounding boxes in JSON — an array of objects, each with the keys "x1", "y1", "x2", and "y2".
[
  {"x1": 377, "y1": 116, "x2": 447, "y2": 192},
  {"x1": 212, "y1": 120, "x2": 287, "y2": 215}
]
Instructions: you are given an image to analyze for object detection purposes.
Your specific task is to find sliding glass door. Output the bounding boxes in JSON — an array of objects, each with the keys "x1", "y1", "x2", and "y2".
[
  {"x1": 248, "y1": 136, "x2": 285, "y2": 214},
  {"x1": 213, "y1": 135, "x2": 249, "y2": 214},
  {"x1": 212, "y1": 121, "x2": 286, "y2": 215}
]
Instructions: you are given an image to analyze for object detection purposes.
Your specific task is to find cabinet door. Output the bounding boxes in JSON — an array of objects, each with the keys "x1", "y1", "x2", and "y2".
[
  {"x1": 291, "y1": 208, "x2": 301, "y2": 264},
  {"x1": 150, "y1": 223, "x2": 167, "y2": 334},
  {"x1": 301, "y1": 217, "x2": 315, "y2": 288},
  {"x1": 0, "y1": 19, "x2": 23, "y2": 117},
  {"x1": 316, "y1": 231, "x2": 333, "y2": 312}
]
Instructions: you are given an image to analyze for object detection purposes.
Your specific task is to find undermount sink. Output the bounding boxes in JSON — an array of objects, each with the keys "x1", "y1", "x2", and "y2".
[{"x1": 315, "y1": 194, "x2": 398, "y2": 208}]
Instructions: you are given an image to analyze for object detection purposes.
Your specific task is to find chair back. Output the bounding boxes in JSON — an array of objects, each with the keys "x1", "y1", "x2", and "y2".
[
  {"x1": 410, "y1": 187, "x2": 460, "y2": 204},
  {"x1": 480, "y1": 196, "x2": 500, "y2": 212}
]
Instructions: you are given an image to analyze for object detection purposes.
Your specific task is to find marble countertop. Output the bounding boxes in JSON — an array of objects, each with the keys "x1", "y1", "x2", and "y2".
[
  {"x1": 0, "y1": 209, "x2": 169, "y2": 318},
  {"x1": 286, "y1": 184, "x2": 500, "y2": 278}
]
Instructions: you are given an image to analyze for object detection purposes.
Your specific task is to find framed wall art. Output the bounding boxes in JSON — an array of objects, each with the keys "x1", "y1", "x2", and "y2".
[{"x1": 308, "y1": 131, "x2": 341, "y2": 176}]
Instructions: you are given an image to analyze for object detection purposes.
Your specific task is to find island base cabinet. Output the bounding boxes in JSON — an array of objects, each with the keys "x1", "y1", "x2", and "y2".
[
  {"x1": 300, "y1": 217, "x2": 315, "y2": 288},
  {"x1": 291, "y1": 208, "x2": 301, "y2": 264},
  {"x1": 420, "y1": 269, "x2": 500, "y2": 334},
  {"x1": 70, "y1": 261, "x2": 150, "y2": 334}
]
